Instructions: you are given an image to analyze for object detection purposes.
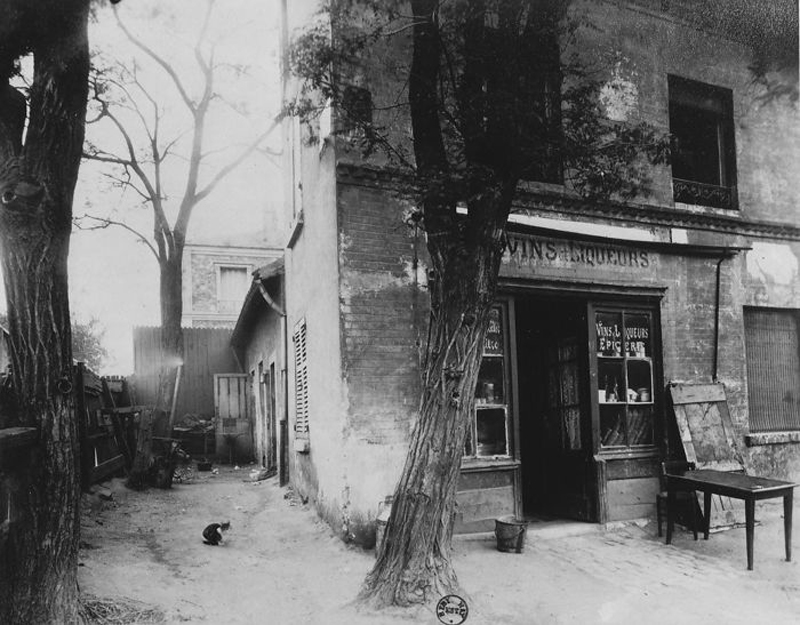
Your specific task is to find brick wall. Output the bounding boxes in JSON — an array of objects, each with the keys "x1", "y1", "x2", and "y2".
[{"x1": 336, "y1": 181, "x2": 429, "y2": 521}]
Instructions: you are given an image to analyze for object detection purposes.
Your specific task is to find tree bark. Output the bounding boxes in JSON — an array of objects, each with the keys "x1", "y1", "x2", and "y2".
[
  {"x1": 359, "y1": 0, "x2": 519, "y2": 607},
  {"x1": 0, "y1": 2, "x2": 89, "y2": 622},
  {"x1": 361, "y1": 203, "x2": 507, "y2": 606}
]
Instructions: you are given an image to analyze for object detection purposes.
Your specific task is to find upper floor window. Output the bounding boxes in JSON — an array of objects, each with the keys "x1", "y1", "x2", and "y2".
[
  {"x1": 340, "y1": 85, "x2": 373, "y2": 135},
  {"x1": 217, "y1": 265, "x2": 250, "y2": 313},
  {"x1": 668, "y1": 75, "x2": 737, "y2": 210}
]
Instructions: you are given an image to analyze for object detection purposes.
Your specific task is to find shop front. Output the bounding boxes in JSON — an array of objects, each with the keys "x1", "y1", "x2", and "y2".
[{"x1": 455, "y1": 227, "x2": 714, "y2": 530}]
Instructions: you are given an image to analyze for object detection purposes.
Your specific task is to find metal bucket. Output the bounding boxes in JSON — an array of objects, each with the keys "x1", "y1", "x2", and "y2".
[{"x1": 495, "y1": 515, "x2": 527, "y2": 553}]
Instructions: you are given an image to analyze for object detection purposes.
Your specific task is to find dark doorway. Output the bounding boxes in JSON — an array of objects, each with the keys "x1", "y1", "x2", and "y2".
[{"x1": 516, "y1": 296, "x2": 597, "y2": 522}]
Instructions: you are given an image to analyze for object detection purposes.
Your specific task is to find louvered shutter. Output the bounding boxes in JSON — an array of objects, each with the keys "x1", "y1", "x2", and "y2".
[
  {"x1": 293, "y1": 319, "x2": 309, "y2": 435},
  {"x1": 744, "y1": 308, "x2": 800, "y2": 432}
]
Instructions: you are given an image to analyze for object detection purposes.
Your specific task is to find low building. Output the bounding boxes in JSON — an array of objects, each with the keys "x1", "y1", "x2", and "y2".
[
  {"x1": 270, "y1": 0, "x2": 800, "y2": 543},
  {"x1": 231, "y1": 259, "x2": 287, "y2": 480}
]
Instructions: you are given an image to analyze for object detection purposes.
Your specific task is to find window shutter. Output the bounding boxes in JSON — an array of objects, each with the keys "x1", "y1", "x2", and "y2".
[
  {"x1": 744, "y1": 309, "x2": 800, "y2": 432},
  {"x1": 293, "y1": 319, "x2": 309, "y2": 435}
]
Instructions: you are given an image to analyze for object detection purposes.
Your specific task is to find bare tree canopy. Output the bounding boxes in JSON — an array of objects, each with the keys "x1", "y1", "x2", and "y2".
[{"x1": 79, "y1": 1, "x2": 280, "y2": 485}]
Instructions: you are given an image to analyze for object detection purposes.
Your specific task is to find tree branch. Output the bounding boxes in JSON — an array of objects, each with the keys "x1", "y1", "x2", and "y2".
[
  {"x1": 75, "y1": 214, "x2": 160, "y2": 261},
  {"x1": 113, "y1": 4, "x2": 196, "y2": 113},
  {"x1": 193, "y1": 113, "x2": 283, "y2": 205}
]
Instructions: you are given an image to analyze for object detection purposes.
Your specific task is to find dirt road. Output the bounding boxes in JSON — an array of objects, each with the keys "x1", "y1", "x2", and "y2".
[
  {"x1": 79, "y1": 466, "x2": 800, "y2": 624},
  {"x1": 79, "y1": 467, "x2": 423, "y2": 624}
]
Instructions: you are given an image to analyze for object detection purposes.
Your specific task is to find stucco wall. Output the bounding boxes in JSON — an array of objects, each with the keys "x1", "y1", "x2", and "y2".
[
  {"x1": 282, "y1": 122, "x2": 349, "y2": 537},
  {"x1": 240, "y1": 284, "x2": 286, "y2": 472}
]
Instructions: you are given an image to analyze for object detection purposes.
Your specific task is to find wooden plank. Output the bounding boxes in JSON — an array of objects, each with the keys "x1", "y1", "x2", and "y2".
[
  {"x1": 90, "y1": 454, "x2": 126, "y2": 483},
  {"x1": 667, "y1": 383, "x2": 747, "y2": 529},
  {"x1": 454, "y1": 517, "x2": 497, "y2": 534},
  {"x1": 455, "y1": 485, "x2": 515, "y2": 524},
  {"x1": 596, "y1": 457, "x2": 609, "y2": 524},
  {"x1": 669, "y1": 382, "x2": 727, "y2": 405},
  {"x1": 606, "y1": 457, "x2": 659, "y2": 481},
  {"x1": 458, "y1": 468, "x2": 514, "y2": 491},
  {"x1": 0, "y1": 427, "x2": 37, "y2": 453},
  {"x1": 607, "y1": 476, "x2": 659, "y2": 521},
  {"x1": 101, "y1": 406, "x2": 146, "y2": 415}
]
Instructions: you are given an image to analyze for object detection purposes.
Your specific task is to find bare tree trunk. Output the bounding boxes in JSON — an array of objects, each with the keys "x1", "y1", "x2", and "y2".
[
  {"x1": 127, "y1": 249, "x2": 185, "y2": 487},
  {"x1": 361, "y1": 214, "x2": 505, "y2": 606},
  {"x1": 0, "y1": 3, "x2": 89, "y2": 621},
  {"x1": 156, "y1": 251, "x2": 185, "y2": 420}
]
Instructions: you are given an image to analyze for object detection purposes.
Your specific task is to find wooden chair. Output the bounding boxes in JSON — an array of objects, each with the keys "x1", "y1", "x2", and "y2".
[{"x1": 656, "y1": 461, "x2": 698, "y2": 539}]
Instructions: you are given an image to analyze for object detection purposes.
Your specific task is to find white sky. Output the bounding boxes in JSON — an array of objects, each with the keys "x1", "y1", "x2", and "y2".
[{"x1": 2, "y1": 0, "x2": 285, "y2": 375}]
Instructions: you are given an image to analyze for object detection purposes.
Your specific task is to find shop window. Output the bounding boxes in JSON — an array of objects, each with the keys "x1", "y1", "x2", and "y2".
[
  {"x1": 744, "y1": 308, "x2": 800, "y2": 432},
  {"x1": 668, "y1": 75, "x2": 737, "y2": 210},
  {"x1": 466, "y1": 305, "x2": 510, "y2": 458},
  {"x1": 595, "y1": 310, "x2": 655, "y2": 449},
  {"x1": 293, "y1": 319, "x2": 309, "y2": 436}
]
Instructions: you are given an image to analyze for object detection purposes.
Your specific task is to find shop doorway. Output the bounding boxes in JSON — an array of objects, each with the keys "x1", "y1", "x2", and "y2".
[{"x1": 515, "y1": 297, "x2": 598, "y2": 522}]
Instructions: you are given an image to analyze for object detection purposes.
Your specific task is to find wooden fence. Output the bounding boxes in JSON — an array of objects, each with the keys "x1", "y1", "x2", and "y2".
[{"x1": 132, "y1": 327, "x2": 240, "y2": 421}]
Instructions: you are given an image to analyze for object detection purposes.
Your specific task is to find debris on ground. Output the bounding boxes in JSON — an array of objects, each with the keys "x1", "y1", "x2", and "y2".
[
  {"x1": 80, "y1": 594, "x2": 165, "y2": 624},
  {"x1": 244, "y1": 467, "x2": 275, "y2": 482}
]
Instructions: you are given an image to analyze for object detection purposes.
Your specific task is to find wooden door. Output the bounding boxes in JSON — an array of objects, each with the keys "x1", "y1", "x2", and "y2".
[
  {"x1": 543, "y1": 331, "x2": 595, "y2": 521},
  {"x1": 214, "y1": 373, "x2": 252, "y2": 463},
  {"x1": 268, "y1": 363, "x2": 277, "y2": 471}
]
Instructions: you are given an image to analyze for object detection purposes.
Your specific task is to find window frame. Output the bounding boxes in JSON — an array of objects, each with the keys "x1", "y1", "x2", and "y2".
[
  {"x1": 464, "y1": 302, "x2": 513, "y2": 461},
  {"x1": 668, "y1": 74, "x2": 738, "y2": 210},
  {"x1": 744, "y1": 307, "x2": 800, "y2": 433},
  {"x1": 215, "y1": 264, "x2": 252, "y2": 313},
  {"x1": 590, "y1": 304, "x2": 661, "y2": 455}
]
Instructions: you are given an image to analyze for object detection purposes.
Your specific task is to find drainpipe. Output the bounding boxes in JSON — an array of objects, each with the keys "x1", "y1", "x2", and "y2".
[{"x1": 712, "y1": 255, "x2": 726, "y2": 383}]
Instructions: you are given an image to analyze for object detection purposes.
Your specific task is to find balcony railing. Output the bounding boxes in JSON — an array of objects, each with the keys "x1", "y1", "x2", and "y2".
[{"x1": 673, "y1": 178, "x2": 737, "y2": 210}]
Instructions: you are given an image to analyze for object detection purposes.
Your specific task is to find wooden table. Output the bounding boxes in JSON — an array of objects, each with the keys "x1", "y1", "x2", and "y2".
[{"x1": 665, "y1": 468, "x2": 796, "y2": 570}]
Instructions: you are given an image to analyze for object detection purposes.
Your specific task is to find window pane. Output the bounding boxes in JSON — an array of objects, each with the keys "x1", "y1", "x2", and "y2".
[
  {"x1": 628, "y1": 405, "x2": 654, "y2": 446},
  {"x1": 476, "y1": 408, "x2": 507, "y2": 456},
  {"x1": 476, "y1": 359, "x2": 504, "y2": 404},
  {"x1": 598, "y1": 360, "x2": 625, "y2": 404},
  {"x1": 626, "y1": 360, "x2": 652, "y2": 403},
  {"x1": 564, "y1": 406, "x2": 582, "y2": 450},
  {"x1": 624, "y1": 313, "x2": 652, "y2": 357},
  {"x1": 483, "y1": 307, "x2": 504, "y2": 356},
  {"x1": 219, "y1": 266, "x2": 249, "y2": 310},
  {"x1": 596, "y1": 311, "x2": 623, "y2": 357},
  {"x1": 600, "y1": 404, "x2": 627, "y2": 447},
  {"x1": 670, "y1": 104, "x2": 721, "y2": 185}
]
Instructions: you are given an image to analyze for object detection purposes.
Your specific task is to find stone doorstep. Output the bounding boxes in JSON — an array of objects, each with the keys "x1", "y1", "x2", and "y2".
[{"x1": 455, "y1": 500, "x2": 792, "y2": 545}]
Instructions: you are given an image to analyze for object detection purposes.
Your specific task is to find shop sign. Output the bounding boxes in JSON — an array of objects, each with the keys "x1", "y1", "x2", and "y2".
[{"x1": 503, "y1": 234, "x2": 653, "y2": 271}]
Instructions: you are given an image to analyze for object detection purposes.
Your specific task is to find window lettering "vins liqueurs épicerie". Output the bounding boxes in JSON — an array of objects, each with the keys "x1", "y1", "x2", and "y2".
[{"x1": 596, "y1": 320, "x2": 649, "y2": 355}]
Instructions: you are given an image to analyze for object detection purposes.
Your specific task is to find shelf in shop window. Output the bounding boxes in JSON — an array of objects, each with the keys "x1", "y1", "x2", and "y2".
[{"x1": 475, "y1": 402, "x2": 506, "y2": 409}]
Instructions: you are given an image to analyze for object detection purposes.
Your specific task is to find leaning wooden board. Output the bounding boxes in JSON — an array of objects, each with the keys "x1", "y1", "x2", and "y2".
[{"x1": 668, "y1": 382, "x2": 747, "y2": 530}]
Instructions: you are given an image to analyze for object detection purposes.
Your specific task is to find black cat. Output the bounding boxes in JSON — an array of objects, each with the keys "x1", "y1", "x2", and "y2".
[{"x1": 202, "y1": 521, "x2": 230, "y2": 545}]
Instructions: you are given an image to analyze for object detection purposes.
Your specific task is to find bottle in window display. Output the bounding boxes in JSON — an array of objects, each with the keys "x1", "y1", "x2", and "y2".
[{"x1": 606, "y1": 378, "x2": 618, "y2": 403}]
